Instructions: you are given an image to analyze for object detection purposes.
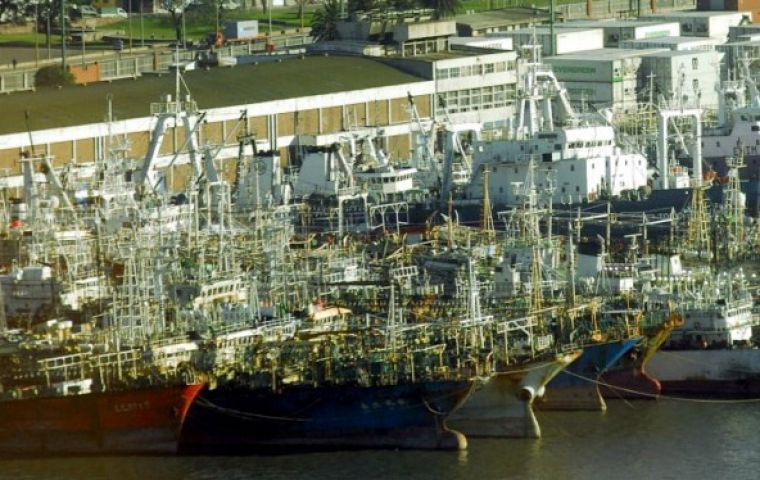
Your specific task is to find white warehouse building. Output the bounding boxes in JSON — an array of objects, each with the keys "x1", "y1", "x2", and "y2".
[
  {"x1": 640, "y1": 49, "x2": 724, "y2": 109},
  {"x1": 564, "y1": 19, "x2": 681, "y2": 47},
  {"x1": 489, "y1": 26, "x2": 604, "y2": 56},
  {"x1": 545, "y1": 48, "x2": 666, "y2": 112}
]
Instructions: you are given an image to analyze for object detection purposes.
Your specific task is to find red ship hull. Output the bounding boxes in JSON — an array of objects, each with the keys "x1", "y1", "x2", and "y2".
[{"x1": 0, "y1": 384, "x2": 203, "y2": 455}]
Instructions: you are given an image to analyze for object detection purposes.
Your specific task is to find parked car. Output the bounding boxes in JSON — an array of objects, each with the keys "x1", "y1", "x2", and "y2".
[{"x1": 99, "y1": 7, "x2": 129, "y2": 18}]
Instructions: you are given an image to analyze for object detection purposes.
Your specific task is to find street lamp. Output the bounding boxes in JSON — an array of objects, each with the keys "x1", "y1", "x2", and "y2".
[
  {"x1": 34, "y1": 2, "x2": 39, "y2": 67},
  {"x1": 128, "y1": 0, "x2": 133, "y2": 51},
  {"x1": 61, "y1": 0, "x2": 67, "y2": 70},
  {"x1": 141, "y1": 1, "x2": 145, "y2": 48}
]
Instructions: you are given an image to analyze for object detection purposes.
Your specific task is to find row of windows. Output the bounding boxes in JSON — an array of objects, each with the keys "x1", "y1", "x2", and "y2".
[
  {"x1": 365, "y1": 174, "x2": 413, "y2": 184},
  {"x1": 436, "y1": 60, "x2": 515, "y2": 80},
  {"x1": 567, "y1": 140, "x2": 614, "y2": 148},
  {"x1": 436, "y1": 85, "x2": 515, "y2": 114}
]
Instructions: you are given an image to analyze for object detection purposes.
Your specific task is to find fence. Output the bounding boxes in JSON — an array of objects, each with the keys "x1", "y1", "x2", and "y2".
[
  {"x1": 560, "y1": 0, "x2": 697, "y2": 20},
  {"x1": 0, "y1": 70, "x2": 35, "y2": 94},
  {"x1": 0, "y1": 33, "x2": 313, "y2": 94}
]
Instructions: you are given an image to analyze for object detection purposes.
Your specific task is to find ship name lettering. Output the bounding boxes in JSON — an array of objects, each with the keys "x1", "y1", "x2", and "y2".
[{"x1": 114, "y1": 400, "x2": 150, "y2": 413}]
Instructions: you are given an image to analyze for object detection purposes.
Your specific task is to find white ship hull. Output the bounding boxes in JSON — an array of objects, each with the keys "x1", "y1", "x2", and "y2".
[{"x1": 448, "y1": 352, "x2": 580, "y2": 438}]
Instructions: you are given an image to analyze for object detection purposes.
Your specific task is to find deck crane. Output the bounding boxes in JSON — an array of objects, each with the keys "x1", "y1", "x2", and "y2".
[
  {"x1": 437, "y1": 96, "x2": 473, "y2": 207},
  {"x1": 406, "y1": 93, "x2": 439, "y2": 180}
]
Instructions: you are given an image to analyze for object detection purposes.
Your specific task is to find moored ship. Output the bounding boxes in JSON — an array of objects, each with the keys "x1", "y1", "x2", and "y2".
[
  {"x1": 449, "y1": 350, "x2": 581, "y2": 438},
  {"x1": 0, "y1": 326, "x2": 205, "y2": 456},
  {"x1": 0, "y1": 383, "x2": 204, "y2": 455},
  {"x1": 181, "y1": 378, "x2": 473, "y2": 452},
  {"x1": 600, "y1": 311, "x2": 684, "y2": 399},
  {"x1": 646, "y1": 270, "x2": 760, "y2": 396},
  {"x1": 539, "y1": 337, "x2": 642, "y2": 411}
]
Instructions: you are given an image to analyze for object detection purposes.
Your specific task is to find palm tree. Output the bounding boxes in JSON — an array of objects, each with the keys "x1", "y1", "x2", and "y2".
[{"x1": 311, "y1": 0, "x2": 341, "y2": 42}]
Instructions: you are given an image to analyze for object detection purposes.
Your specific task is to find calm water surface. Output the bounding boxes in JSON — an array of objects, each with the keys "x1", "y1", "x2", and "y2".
[{"x1": 2, "y1": 400, "x2": 759, "y2": 480}]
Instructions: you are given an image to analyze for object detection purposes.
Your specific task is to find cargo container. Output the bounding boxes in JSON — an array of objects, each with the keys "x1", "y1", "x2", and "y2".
[
  {"x1": 546, "y1": 48, "x2": 666, "y2": 112},
  {"x1": 644, "y1": 10, "x2": 750, "y2": 40},
  {"x1": 449, "y1": 36, "x2": 513, "y2": 51},
  {"x1": 564, "y1": 20, "x2": 680, "y2": 47},
  {"x1": 224, "y1": 20, "x2": 259, "y2": 41},
  {"x1": 620, "y1": 36, "x2": 719, "y2": 51},
  {"x1": 489, "y1": 27, "x2": 603, "y2": 56}
]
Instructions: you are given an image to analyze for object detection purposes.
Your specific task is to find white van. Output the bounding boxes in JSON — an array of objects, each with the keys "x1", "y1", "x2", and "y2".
[{"x1": 99, "y1": 7, "x2": 129, "y2": 18}]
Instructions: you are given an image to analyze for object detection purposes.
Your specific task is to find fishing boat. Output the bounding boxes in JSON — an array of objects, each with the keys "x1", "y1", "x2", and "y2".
[
  {"x1": 539, "y1": 337, "x2": 642, "y2": 410},
  {"x1": 0, "y1": 330, "x2": 204, "y2": 455},
  {"x1": 449, "y1": 350, "x2": 580, "y2": 438},
  {"x1": 646, "y1": 269, "x2": 760, "y2": 396},
  {"x1": 599, "y1": 311, "x2": 683, "y2": 399},
  {"x1": 181, "y1": 377, "x2": 472, "y2": 452}
]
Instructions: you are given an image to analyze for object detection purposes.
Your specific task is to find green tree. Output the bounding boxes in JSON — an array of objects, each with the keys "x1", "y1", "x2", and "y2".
[
  {"x1": 294, "y1": 0, "x2": 307, "y2": 28},
  {"x1": 310, "y1": 0, "x2": 341, "y2": 42},
  {"x1": 162, "y1": 0, "x2": 186, "y2": 43},
  {"x1": 388, "y1": 0, "x2": 420, "y2": 10},
  {"x1": 422, "y1": 0, "x2": 459, "y2": 19},
  {"x1": 347, "y1": 0, "x2": 379, "y2": 14}
]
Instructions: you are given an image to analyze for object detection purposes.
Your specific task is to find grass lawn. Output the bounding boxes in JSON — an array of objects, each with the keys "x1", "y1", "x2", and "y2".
[
  {"x1": 0, "y1": 55, "x2": 423, "y2": 134},
  {"x1": 459, "y1": 0, "x2": 583, "y2": 11}
]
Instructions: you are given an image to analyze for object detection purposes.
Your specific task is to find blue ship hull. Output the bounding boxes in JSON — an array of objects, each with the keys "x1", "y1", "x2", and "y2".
[
  {"x1": 539, "y1": 338, "x2": 642, "y2": 411},
  {"x1": 180, "y1": 379, "x2": 473, "y2": 452}
]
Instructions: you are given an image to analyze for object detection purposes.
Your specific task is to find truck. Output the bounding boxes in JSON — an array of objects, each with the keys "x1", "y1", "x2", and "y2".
[{"x1": 205, "y1": 20, "x2": 265, "y2": 49}]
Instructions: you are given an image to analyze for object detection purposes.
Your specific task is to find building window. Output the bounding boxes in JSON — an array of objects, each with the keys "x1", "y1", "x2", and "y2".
[
  {"x1": 693, "y1": 79, "x2": 699, "y2": 92},
  {"x1": 570, "y1": 165, "x2": 575, "y2": 171},
  {"x1": 692, "y1": 57, "x2": 698, "y2": 70},
  {"x1": 576, "y1": 186, "x2": 580, "y2": 192}
]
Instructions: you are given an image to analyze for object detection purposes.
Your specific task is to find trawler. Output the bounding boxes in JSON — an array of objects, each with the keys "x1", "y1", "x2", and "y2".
[
  {"x1": 0, "y1": 325, "x2": 204, "y2": 455},
  {"x1": 701, "y1": 61, "x2": 760, "y2": 214},
  {"x1": 180, "y1": 303, "x2": 475, "y2": 452},
  {"x1": 646, "y1": 267, "x2": 760, "y2": 396},
  {"x1": 465, "y1": 43, "x2": 649, "y2": 210}
]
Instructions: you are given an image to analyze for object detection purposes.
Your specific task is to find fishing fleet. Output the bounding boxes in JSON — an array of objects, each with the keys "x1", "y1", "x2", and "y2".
[{"x1": 1, "y1": 28, "x2": 760, "y2": 456}]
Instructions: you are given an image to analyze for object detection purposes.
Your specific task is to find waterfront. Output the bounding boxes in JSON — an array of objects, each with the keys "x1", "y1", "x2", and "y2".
[{"x1": 2, "y1": 399, "x2": 758, "y2": 480}]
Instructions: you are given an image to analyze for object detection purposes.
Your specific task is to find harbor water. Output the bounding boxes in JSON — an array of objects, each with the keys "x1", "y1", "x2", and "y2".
[{"x1": 1, "y1": 399, "x2": 758, "y2": 480}]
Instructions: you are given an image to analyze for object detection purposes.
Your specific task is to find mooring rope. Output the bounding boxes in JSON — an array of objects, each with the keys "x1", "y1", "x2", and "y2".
[{"x1": 561, "y1": 369, "x2": 760, "y2": 404}]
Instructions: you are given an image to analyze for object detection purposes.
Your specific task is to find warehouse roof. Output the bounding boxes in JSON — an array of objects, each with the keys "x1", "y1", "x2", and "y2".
[
  {"x1": 546, "y1": 48, "x2": 666, "y2": 62},
  {"x1": 505, "y1": 26, "x2": 602, "y2": 35},
  {"x1": 644, "y1": 10, "x2": 749, "y2": 18},
  {"x1": 623, "y1": 35, "x2": 717, "y2": 45},
  {"x1": 453, "y1": 7, "x2": 551, "y2": 30},
  {"x1": 0, "y1": 55, "x2": 425, "y2": 135},
  {"x1": 565, "y1": 19, "x2": 679, "y2": 28},
  {"x1": 641, "y1": 48, "x2": 720, "y2": 58}
]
